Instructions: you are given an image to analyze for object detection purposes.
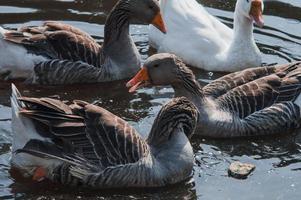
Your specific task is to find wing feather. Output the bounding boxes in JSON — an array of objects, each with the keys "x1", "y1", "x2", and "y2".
[
  {"x1": 83, "y1": 104, "x2": 149, "y2": 168},
  {"x1": 27, "y1": 59, "x2": 106, "y2": 85},
  {"x1": 17, "y1": 96, "x2": 149, "y2": 169},
  {"x1": 203, "y1": 66, "x2": 276, "y2": 97},
  {"x1": 3, "y1": 21, "x2": 102, "y2": 65},
  {"x1": 215, "y1": 62, "x2": 301, "y2": 119}
]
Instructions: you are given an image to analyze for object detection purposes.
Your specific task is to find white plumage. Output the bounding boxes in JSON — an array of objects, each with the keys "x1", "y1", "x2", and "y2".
[{"x1": 149, "y1": 0, "x2": 263, "y2": 72}]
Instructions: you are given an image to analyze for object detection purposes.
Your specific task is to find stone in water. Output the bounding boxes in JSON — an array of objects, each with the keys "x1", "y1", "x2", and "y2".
[{"x1": 228, "y1": 161, "x2": 255, "y2": 179}]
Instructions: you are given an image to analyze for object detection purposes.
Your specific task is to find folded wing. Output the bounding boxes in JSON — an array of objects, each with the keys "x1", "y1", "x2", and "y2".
[
  {"x1": 3, "y1": 21, "x2": 102, "y2": 67},
  {"x1": 16, "y1": 95, "x2": 149, "y2": 169}
]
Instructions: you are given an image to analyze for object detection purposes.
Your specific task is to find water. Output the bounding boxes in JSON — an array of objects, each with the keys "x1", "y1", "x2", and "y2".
[{"x1": 0, "y1": 0, "x2": 300, "y2": 199}]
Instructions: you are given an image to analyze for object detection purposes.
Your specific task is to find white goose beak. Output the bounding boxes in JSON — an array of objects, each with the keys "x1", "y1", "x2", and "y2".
[{"x1": 249, "y1": 0, "x2": 264, "y2": 27}]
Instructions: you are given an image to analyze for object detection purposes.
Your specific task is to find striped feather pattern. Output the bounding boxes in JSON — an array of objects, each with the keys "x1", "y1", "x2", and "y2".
[
  {"x1": 175, "y1": 57, "x2": 204, "y2": 97},
  {"x1": 216, "y1": 62, "x2": 301, "y2": 119},
  {"x1": 147, "y1": 97, "x2": 198, "y2": 146},
  {"x1": 142, "y1": 53, "x2": 301, "y2": 138},
  {"x1": 3, "y1": 0, "x2": 142, "y2": 84},
  {"x1": 240, "y1": 102, "x2": 300, "y2": 136},
  {"x1": 71, "y1": 97, "x2": 198, "y2": 188},
  {"x1": 201, "y1": 62, "x2": 301, "y2": 137},
  {"x1": 203, "y1": 66, "x2": 276, "y2": 98},
  {"x1": 70, "y1": 157, "x2": 163, "y2": 188},
  {"x1": 217, "y1": 74, "x2": 281, "y2": 118},
  {"x1": 18, "y1": 98, "x2": 149, "y2": 168},
  {"x1": 12, "y1": 87, "x2": 196, "y2": 187},
  {"x1": 28, "y1": 59, "x2": 107, "y2": 85},
  {"x1": 102, "y1": 0, "x2": 130, "y2": 51},
  {"x1": 83, "y1": 104, "x2": 149, "y2": 168},
  {"x1": 4, "y1": 21, "x2": 102, "y2": 67}
]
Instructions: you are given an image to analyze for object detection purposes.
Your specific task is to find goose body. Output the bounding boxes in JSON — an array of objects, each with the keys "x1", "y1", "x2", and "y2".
[
  {"x1": 10, "y1": 84, "x2": 198, "y2": 188},
  {"x1": 149, "y1": 0, "x2": 263, "y2": 72},
  {"x1": 127, "y1": 53, "x2": 301, "y2": 138},
  {"x1": 0, "y1": 0, "x2": 166, "y2": 84}
]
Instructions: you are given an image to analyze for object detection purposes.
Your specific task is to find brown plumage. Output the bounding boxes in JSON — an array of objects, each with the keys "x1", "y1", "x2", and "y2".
[
  {"x1": 0, "y1": 0, "x2": 167, "y2": 84},
  {"x1": 11, "y1": 84, "x2": 198, "y2": 188},
  {"x1": 127, "y1": 53, "x2": 301, "y2": 138},
  {"x1": 4, "y1": 21, "x2": 102, "y2": 66}
]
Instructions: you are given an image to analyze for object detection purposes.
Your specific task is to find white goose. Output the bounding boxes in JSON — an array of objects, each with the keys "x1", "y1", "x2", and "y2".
[{"x1": 149, "y1": 0, "x2": 264, "y2": 72}]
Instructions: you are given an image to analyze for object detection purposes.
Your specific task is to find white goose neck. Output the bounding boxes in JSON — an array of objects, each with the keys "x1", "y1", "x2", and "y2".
[{"x1": 233, "y1": 9, "x2": 254, "y2": 43}]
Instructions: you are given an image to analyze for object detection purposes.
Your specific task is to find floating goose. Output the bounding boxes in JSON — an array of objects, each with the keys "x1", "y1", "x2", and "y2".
[
  {"x1": 0, "y1": 0, "x2": 166, "y2": 84},
  {"x1": 10, "y1": 84, "x2": 198, "y2": 188},
  {"x1": 127, "y1": 53, "x2": 301, "y2": 138},
  {"x1": 149, "y1": 0, "x2": 263, "y2": 72}
]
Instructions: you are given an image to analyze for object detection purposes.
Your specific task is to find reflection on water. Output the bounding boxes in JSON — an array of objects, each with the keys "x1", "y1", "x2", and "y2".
[{"x1": 0, "y1": 0, "x2": 301, "y2": 199}]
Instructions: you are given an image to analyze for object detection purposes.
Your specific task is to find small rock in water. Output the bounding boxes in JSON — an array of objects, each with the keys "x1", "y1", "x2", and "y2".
[{"x1": 228, "y1": 161, "x2": 255, "y2": 179}]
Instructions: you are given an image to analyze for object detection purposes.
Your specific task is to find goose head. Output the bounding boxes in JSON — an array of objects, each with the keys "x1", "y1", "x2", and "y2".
[
  {"x1": 236, "y1": 0, "x2": 264, "y2": 27},
  {"x1": 126, "y1": 0, "x2": 166, "y2": 33},
  {"x1": 126, "y1": 53, "x2": 199, "y2": 93}
]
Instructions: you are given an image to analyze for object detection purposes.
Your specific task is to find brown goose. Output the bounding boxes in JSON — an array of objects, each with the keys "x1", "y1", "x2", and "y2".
[
  {"x1": 10, "y1": 84, "x2": 198, "y2": 188},
  {"x1": 127, "y1": 53, "x2": 301, "y2": 138},
  {"x1": 0, "y1": 0, "x2": 166, "y2": 84}
]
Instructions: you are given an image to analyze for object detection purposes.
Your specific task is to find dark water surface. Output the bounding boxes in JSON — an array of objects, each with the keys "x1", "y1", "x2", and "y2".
[{"x1": 0, "y1": 0, "x2": 301, "y2": 199}]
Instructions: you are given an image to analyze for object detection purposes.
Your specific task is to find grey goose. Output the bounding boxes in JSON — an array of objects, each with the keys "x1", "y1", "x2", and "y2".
[
  {"x1": 0, "y1": 0, "x2": 166, "y2": 84},
  {"x1": 10, "y1": 84, "x2": 198, "y2": 188},
  {"x1": 127, "y1": 53, "x2": 301, "y2": 138}
]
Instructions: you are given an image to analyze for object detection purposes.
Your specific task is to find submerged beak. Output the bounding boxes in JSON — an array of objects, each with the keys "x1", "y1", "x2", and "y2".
[
  {"x1": 126, "y1": 67, "x2": 150, "y2": 93},
  {"x1": 32, "y1": 167, "x2": 47, "y2": 182},
  {"x1": 249, "y1": 0, "x2": 264, "y2": 27},
  {"x1": 151, "y1": 12, "x2": 167, "y2": 34}
]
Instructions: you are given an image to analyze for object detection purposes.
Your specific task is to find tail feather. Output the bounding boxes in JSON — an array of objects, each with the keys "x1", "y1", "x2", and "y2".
[
  {"x1": 0, "y1": 26, "x2": 8, "y2": 38},
  {"x1": 69, "y1": 166, "x2": 91, "y2": 181},
  {"x1": 10, "y1": 84, "x2": 45, "y2": 152},
  {"x1": 294, "y1": 93, "x2": 301, "y2": 108},
  {"x1": 16, "y1": 139, "x2": 84, "y2": 167},
  {"x1": 10, "y1": 83, "x2": 23, "y2": 112},
  {"x1": 16, "y1": 139, "x2": 99, "y2": 179}
]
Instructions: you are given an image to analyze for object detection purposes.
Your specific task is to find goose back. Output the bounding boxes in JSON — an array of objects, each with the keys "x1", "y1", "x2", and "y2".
[
  {"x1": 3, "y1": 21, "x2": 102, "y2": 67},
  {"x1": 16, "y1": 97, "x2": 149, "y2": 168},
  {"x1": 200, "y1": 62, "x2": 301, "y2": 137},
  {"x1": 11, "y1": 87, "x2": 196, "y2": 188}
]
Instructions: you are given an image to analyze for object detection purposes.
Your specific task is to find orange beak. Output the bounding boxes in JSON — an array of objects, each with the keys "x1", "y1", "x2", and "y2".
[
  {"x1": 126, "y1": 67, "x2": 150, "y2": 93},
  {"x1": 151, "y1": 12, "x2": 167, "y2": 34},
  {"x1": 32, "y1": 166, "x2": 47, "y2": 182},
  {"x1": 249, "y1": 0, "x2": 264, "y2": 27}
]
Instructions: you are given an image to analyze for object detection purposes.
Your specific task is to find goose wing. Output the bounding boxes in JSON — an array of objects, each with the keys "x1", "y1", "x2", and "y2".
[
  {"x1": 81, "y1": 103, "x2": 149, "y2": 168},
  {"x1": 210, "y1": 101, "x2": 301, "y2": 138},
  {"x1": 27, "y1": 59, "x2": 106, "y2": 85},
  {"x1": 17, "y1": 96, "x2": 149, "y2": 168},
  {"x1": 216, "y1": 62, "x2": 301, "y2": 118},
  {"x1": 239, "y1": 102, "x2": 300, "y2": 137},
  {"x1": 210, "y1": 62, "x2": 301, "y2": 137},
  {"x1": 203, "y1": 65, "x2": 277, "y2": 98},
  {"x1": 3, "y1": 21, "x2": 102, "y2": 66}
]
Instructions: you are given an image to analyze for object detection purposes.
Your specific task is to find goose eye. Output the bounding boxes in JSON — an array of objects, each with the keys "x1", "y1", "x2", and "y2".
[{"x1": 154, "y1": 64, "x2": 159, "y2": 68}]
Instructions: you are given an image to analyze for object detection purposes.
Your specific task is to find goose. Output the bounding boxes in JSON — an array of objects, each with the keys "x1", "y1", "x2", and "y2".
[
  {"x1": 127, "y1": 53, "x2": 301, "y2": 138},
  {"x1": 0, "y1": 0, "x2": 166, "y2": 84},
  {"x1": 149, "y1": 0, "x2": 263, "y2": 72},
  {"x1": 10, "y1": 84, "x2": 198, "y2": 188}
]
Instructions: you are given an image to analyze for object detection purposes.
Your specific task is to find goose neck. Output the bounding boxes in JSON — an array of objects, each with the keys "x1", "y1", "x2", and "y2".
[
  {"x1": 101, "y1": 2, "x2": 140, "y2": 78},
  {"x1": 102, "y1": 2, "x2": 139, "y2": 61},
  {"x1": 233, "y1": 9, "x2": 254, "y2": 43},
  {"x1": 103, "y1": 3, "x2": 131, "y2": 49},
  {"x1": 172, "y1": 82, "x2": 204, "y2": 108}
]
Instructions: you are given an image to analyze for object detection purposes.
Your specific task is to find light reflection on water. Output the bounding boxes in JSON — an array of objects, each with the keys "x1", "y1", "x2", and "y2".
[{"x1": 0, "y1": 0, "x2": 300, "y2": 199}]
